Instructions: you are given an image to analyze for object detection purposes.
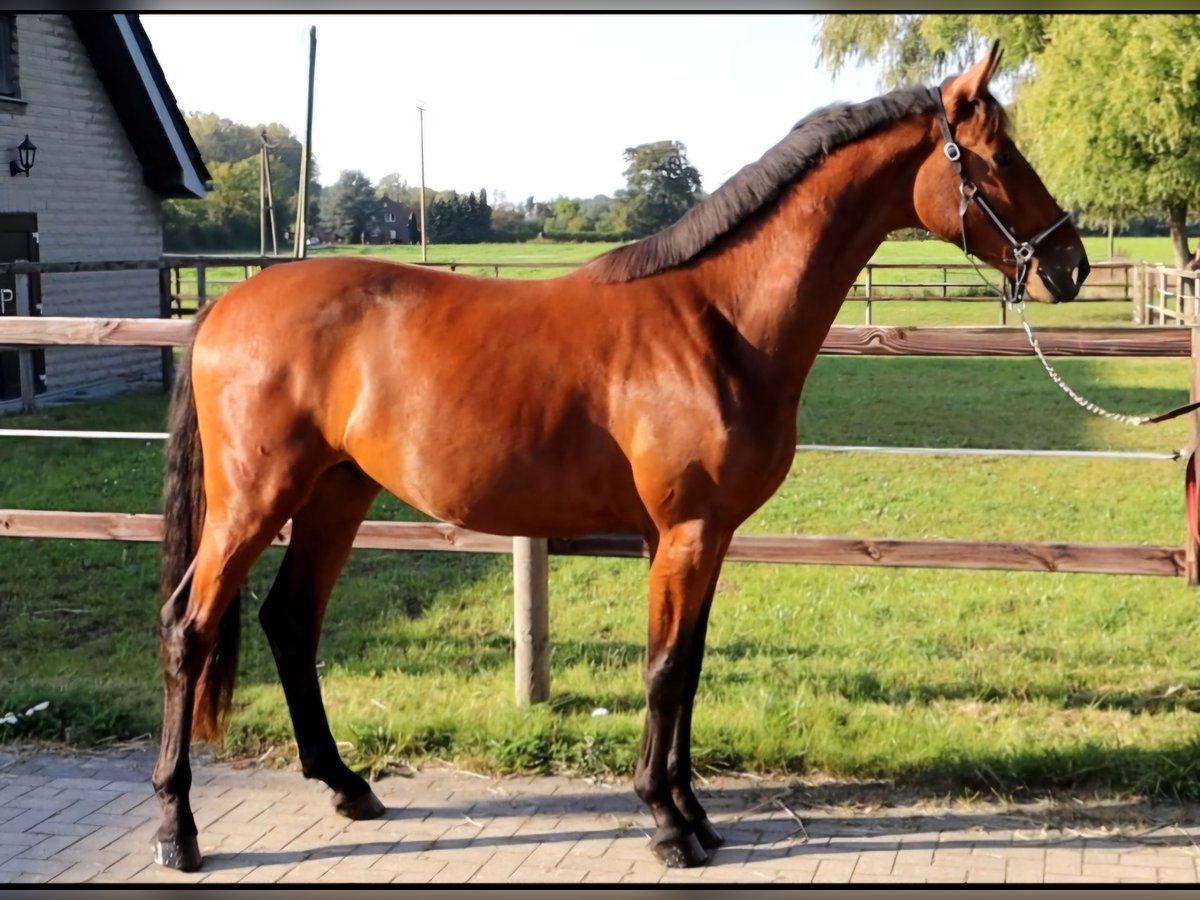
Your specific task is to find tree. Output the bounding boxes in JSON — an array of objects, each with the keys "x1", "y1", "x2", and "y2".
[
  {"x1": 817, "y1": 15, "x2": 1048, "y2": 88},
  {"x1": 1017, "y1": 16, "x2": 1200, "y2": 269},
  {"x1": 815, "y1": 14, "x2": 1200, "y2": 268},
  {"x1": 164, "y1": 112, "x2": 318, "y2": 251},
  {"x1": 612, "y1": 141, "x2": 704, "y2": 238},
  {"x1": 320, "y1": 170, "x2": 377, "y2": 243},
  {"x1": 375, "y1": 172, "x2": 410, "y2": 201}
]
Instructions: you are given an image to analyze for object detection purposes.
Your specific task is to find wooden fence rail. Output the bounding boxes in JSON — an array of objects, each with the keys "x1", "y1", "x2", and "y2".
[
  {"x1": 0, "y1": 259, "x2": 1194, "y2": 704},
  {"x1": 0, "y1": 510, "x2": 1185, "y2": 578},
  {"x1": 1, "y1": 318, "x2": 1191, "y2": 357}
]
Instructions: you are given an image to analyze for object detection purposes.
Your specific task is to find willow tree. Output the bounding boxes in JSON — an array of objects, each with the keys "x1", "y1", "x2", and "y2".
[{"x1": 817, "y1": 14, "x2": 1200, "y2": 269}]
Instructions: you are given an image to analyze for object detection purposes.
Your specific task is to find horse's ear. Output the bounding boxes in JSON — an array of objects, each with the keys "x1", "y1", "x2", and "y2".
[{"x1": 944, "y1": 39, "x2": 1002, "y2": 114}]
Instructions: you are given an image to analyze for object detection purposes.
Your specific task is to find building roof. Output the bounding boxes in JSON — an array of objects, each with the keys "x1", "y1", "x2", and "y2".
[{"x1": 69, "y1": 13, "x2": 211, "y2": 199}]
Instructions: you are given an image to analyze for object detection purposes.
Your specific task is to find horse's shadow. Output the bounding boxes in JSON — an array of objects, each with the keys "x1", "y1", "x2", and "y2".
[{"x1": 196, "y1": 784, "x2": 1200, "y2": 872}]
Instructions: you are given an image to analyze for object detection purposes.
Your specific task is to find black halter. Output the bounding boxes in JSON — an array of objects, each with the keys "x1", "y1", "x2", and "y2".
[{"x1": 928, "y1": 86, "x2": 1071, "y2": 301}]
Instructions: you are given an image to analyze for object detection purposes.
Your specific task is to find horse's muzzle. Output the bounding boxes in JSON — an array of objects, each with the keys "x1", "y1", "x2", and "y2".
[{"x1": 1034, "y1": 250, "x2": 1090, "y2": 303}]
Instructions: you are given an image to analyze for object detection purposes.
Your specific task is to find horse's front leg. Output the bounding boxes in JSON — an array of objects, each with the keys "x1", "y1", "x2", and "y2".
[
  {"x1": 634, "y1": 519, "x2": 730, "y2": 868},
  {"x1": 667, "y1": 542, "x2": 728, "y2": 852}
]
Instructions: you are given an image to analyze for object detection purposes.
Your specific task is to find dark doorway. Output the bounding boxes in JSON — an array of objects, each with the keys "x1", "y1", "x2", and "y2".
[{"x1": 0, "y1": 213, "x2": 45, "y2": 401}]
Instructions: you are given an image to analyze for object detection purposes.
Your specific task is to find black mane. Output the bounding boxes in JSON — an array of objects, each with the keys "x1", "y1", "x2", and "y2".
[{"x1": 583, "y1": 85, "x2": 936, "y2": 284}]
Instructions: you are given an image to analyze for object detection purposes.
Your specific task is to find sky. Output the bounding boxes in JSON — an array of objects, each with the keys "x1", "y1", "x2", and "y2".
[{"x1": 141, "y1": 14, "x2": 886, "y2": 204}]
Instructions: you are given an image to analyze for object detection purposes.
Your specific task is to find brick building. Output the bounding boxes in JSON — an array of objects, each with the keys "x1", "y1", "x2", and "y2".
[{"x1": 0, "y1": 13, "x2": 209, "y2": 407}]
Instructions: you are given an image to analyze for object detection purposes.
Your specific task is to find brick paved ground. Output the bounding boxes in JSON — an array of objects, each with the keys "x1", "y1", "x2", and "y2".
[{"x1": 2, "y1": 745, "x2": 1199, "y2": 885}]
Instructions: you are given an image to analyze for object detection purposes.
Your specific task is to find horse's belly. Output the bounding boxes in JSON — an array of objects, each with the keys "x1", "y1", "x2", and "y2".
[{"x1": 375, "y1": 441, "x2": 645, "y2": 538}]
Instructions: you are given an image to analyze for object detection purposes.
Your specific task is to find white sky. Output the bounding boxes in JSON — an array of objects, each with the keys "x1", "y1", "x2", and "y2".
[{"x1": 141, "y1": 14, "x2": 885, "y2": 203}]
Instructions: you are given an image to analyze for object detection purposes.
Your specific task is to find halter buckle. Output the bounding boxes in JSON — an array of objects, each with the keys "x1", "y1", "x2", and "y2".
[
  {"x1": 1015, "y1": 243, "x2": 1034, "y2": 263},
  {"x1": 959, "y1": 181, "x2": 977, "y2": 199},
  {"x1": 943, "y1": 142, "x2": 961, "y2": 162}
]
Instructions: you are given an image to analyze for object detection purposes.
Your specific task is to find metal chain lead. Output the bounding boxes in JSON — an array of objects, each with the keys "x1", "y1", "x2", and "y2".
[{"x1": 1009, "y1": 301, "x2": 1151, "y2": 426}]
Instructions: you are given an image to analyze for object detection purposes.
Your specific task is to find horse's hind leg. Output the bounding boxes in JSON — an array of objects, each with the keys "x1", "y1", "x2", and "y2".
[
  {"x1": 153, "y1": 484, "x2": 306, "y2": 870},
  {"x1": 258, "y1": 462, "x2": 383, "y2": 819}
]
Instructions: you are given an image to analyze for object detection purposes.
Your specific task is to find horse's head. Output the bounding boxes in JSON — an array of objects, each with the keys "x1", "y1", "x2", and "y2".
[{"x1": 913, "y1": 42, "x2": 1089, "y2": 303}]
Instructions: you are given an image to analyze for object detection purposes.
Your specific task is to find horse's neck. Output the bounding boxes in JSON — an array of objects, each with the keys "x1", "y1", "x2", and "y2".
[{"x1": 700, "y1": 117, "x2": 930, "y2": 392}]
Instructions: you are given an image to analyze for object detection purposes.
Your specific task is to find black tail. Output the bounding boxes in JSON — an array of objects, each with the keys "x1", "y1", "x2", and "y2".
[{"x1": 160, "y1": 307, "x2": 241, "y2": 745}]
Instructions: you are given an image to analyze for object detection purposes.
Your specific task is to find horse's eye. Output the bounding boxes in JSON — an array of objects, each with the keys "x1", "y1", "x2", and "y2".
[{"x1": 995, "y1": 146, "x2": 1013, "y2": 167}]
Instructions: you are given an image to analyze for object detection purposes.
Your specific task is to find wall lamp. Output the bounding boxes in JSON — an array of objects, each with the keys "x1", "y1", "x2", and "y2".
[{"x1": 9, "y1": 134, "x2": 35, "y2": 177}]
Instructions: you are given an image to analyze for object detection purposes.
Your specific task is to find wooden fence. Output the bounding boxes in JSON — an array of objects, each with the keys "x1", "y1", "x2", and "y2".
[
  {"x1": 1132, "y1": 265, "x2": 1200, "y2": 326},
  {"x1": 0, "y1": 257, "x2": 1196, "y2": 704},
  {"x1": 155, "y1": 256, "x2": 1137, "y2": 324}
]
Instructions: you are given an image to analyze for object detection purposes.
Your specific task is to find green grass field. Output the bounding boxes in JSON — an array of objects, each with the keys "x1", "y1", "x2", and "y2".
[{"x1": 5, "y1": 232, "x2": 1199, "y2": 798}]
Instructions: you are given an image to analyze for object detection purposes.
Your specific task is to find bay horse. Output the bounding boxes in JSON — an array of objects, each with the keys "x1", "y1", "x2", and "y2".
[{"x1": 152, "y1": 43, "x2": 1088, "y2": 872}]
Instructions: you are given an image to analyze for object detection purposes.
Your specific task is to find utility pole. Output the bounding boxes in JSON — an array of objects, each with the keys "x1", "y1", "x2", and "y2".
[
  {"x1": 260, "y1": 131, "x2": 278, "y2": 256},
  {"x1": 294, "y1": 26, "x2": 316, "y2": 259},
  {"x1": 417, "y1": 103, "x2": 427, "y2": 262}
]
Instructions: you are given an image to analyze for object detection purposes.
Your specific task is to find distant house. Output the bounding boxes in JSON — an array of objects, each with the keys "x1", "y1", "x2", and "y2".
[
  {"x1": 0, "y1": 13, "x2": 210, "y2": 409},
  {"x1": 365, "y1": 195, "x2": 416, "y2": 245}
]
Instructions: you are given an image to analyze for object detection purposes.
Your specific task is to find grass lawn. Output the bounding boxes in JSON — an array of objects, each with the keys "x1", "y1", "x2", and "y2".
[{"x1": 5, "y1": 233, "x2": 1200, "y2": 798}]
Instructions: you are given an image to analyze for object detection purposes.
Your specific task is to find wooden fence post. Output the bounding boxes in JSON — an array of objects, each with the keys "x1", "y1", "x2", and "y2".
[
  {"x1": 864, "y1": 266, "x2": 873, "y2": 325},
  {"x1": 1188, "y1": 327, "x2": 1200, "y2": 586},
  {"x1": 513, "y1": 536, "x2": 550, "y2": 705},
  {"x1": 158, "y1": 266, "x2": 175, "y2": 391},
  {"x1": 196, "y1": 265, "x2": 207, "y2": 309},
  {"x1": 1132, "y1": 265, "x2": 1144, "y2": 325},
  {"x1": 15, "y1": 272, "x2": 35, "y2": 413},
  {"x1": 1158, "y1": 267, "x2": 1167, "y2": 327}
]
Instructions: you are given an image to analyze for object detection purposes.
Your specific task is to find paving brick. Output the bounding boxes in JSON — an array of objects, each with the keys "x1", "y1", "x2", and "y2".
[
  {"x1": 235, "y1": 862, "x2": 299, "y2": 884},
  {"x1": 1158, "y1": 868, "x2": 1200, "y2": 884},
  {"x1": 428, "y1": 860, "x2": 482, "y2": 882},
  {"x1": 967, "y1": 868, "x2": 1006, "y2": 884},
  {"x1": 22, "y1": 833, "x2": 84, "y2": 860},
  {"x1": 618, "y1": 862, "x2": 668, "y2": 883},
  {"x1": 98, "y1": 851, "x2": 154, "y2": 880},
  {"x1": 0, "y1": 808, "x2": 59, "y2": 835},
  {"x1": 1006, "y1": 858, "x2": 1046, "y2": 882},
  {"x1": 276, "y1": 859, "x2": 336, "y2": 883},
  {"x1": 852, "y1": 872, "x2": 922, "y2": 883},
  {"x1": 813, "y1": 858, "x2": 858, "y2": 882},
  {"x1": 1043, "y1": 847, "x2": 1083, "y2": 875},
  {"x1": 51, "y1": 778, "x2": 116, "y2": 792},
  {"x1": 1080, "y1": 862, "x2": 1158, "y2": 882},
  {"x1": 853, "y1": 849, "x2": 897, "y2": 874},
  {"x1": 0, "y1": 854, "x2": 72, "y2": 877},
  {"x1": 1119, "y1": 850, "x2": 1197, "y2": 870},
  {"x1": 49, "y1": 861, "x2": 107, "y2": 883}
]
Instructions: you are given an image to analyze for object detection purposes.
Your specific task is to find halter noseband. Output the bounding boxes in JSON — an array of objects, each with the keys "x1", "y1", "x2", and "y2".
[{"x1": 928, "y1": 85, "x2": 1071, "y2": 301}]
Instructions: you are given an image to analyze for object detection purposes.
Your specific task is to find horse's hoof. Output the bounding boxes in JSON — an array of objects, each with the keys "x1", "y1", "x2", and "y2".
[
  {"x1": 693, "y1": 818, "x2": 725, "y2": 850},
  {"x1": 651, "y1": 830, "x2": 709, "y2": 868},
  {"x1": 153, "y1": 835, "x2": 202, "y2": 871},
  {"x1": 334, "y1": 788, "x2": 386, "y2": 820}
]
